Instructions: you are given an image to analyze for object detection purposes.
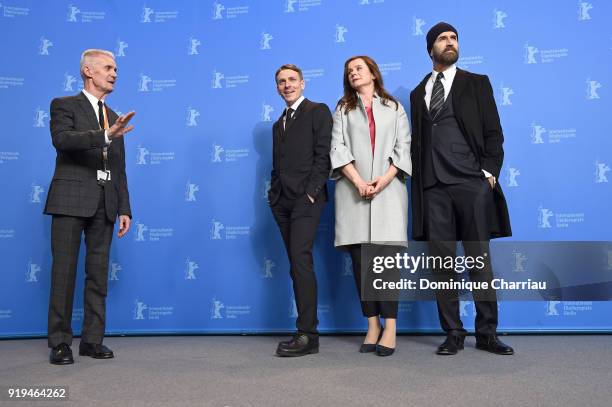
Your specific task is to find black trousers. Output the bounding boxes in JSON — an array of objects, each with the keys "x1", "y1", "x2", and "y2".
[
  {"x1": 424, "y1": 177, "x2": 498, "y2": 336},
  {"x1": 270, "y1": 193, "x2": 325, "y2": 336},
  {"x1": 347, "y1": 244, "x2": 399, "y2": 319},
  {"x1": 48, "y1": 188, "x2": 114, "y2": 348}
]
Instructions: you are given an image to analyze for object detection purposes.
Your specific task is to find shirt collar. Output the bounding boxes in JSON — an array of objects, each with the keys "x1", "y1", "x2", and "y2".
[
  {"x1": 82, "y1": 88, "x2": 105, "y2": 106},
  {"x1": 356, "y1": 92, "x2": 379, "y2": 108},
  {"x1": 357, "y1": 92, "x2": 379, "y2": 98},
  {"x1": 431, "y1": 63, "x2": 457, "y2": 83},
  {"x1": 286, "y1": 95, "x2": 305, "y2": 114}
]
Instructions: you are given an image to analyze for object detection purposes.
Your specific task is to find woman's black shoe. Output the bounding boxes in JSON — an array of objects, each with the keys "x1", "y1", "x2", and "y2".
[
  {"x1": 375, "y1": 344, "x2": 395, "y2": 357},
  {"x1": 359, "y1": 343, "x2": 377, "y2": 353},
  {"x1": 360, "y1": 328, "x2": 383, "y2": 353}
]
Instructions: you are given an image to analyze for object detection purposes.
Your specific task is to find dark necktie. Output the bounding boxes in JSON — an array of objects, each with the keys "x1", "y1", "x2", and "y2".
[
  {"x1": 284, "y1": 108, "x2": 294, "y2": 129},
  {"x1": 429, "y1": 72, "x2": 445, "y2": 118},
  {"x1": 97, "y1": 100, "x2": 105, "y2": 130}
]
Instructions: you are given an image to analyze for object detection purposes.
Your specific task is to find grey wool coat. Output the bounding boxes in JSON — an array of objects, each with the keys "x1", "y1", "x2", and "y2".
[{"x1": 330, "y1": 95, "x2": 412, "y2": 247}]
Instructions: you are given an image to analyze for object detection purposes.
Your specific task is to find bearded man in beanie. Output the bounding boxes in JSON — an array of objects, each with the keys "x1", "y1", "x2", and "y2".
[{"x1": 409, "y1": 22, "x2": 514, "y2": 355}]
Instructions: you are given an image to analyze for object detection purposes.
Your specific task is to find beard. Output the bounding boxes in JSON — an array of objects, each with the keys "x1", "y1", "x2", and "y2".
[{"x1": 432, "y1": 46, "x2": 459, "y2": 66}]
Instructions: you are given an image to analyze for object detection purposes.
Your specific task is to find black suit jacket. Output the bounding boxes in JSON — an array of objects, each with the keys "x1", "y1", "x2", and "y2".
[
  {"x1": 44, "y1": 92, "x2": 131, "y2": 222},
  {"x1": 268, "y1": 98, "x2": 332, "y2": 205},
  {"x1": 409, "y1": 69, "x2": 511, "y2": 240}
]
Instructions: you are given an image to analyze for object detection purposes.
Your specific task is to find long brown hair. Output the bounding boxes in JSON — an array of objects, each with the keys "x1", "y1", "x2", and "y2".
[{"x1": 337, "y1": 55, "x2": 398, "y2": 113}]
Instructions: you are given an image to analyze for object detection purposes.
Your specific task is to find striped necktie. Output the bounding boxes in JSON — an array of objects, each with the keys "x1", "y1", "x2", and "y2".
[{"x1": 429, "y1": 72, "x2": 445, "y2": 118}]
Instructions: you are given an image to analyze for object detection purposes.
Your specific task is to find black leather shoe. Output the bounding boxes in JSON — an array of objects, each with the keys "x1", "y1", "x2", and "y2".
[
  {"x1": 79, "y1": 343, "x2": 114, "y2": 359},
  {"x1": 276, "y1": 333, "x2": 319, "y2": 357},
  {"x1": 278, "y1": 335, "x2": 295, "y2": 347},
  {"x1": 50, "y1": 343, "x2": 74, "y2": 365},
  {"x1": 436, "y1": 335, "x2": 465, "y2": 355},
  {"x1": 375, "y1": 344, "x2": 395, "y2": 357},
  {"x1": 475, "y1": 335, "x2": 514, "y2": 355},
  {"x1": 277, "y1": 332, "x2": 316, "y2": 348}
]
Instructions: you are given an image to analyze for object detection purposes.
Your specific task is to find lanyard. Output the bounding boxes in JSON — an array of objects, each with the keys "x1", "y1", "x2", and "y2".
[{"x1": 101, "y1": 105, "x2": 109, "y2": 171}]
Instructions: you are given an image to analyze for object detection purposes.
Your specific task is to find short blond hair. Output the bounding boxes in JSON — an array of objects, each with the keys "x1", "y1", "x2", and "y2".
[{"x1": 80, "y1": 49, "x2": 115, "y2": 80}]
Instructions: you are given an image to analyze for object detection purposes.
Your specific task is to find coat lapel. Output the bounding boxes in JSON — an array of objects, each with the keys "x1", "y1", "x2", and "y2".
[
  {"x1": 414, "y1": 74, "x2": 429, "y2": 109},
  {"x1": 413, "y1": 74, "x2": 430, "y2": 136},
  {"x1": 77, "y1": 91, "x2": 102, "y2": 131},
  {"x1": 284, "y1": 98, "x2": 309, "y2": 134},
  {"x1": 77, "y1": 91, "x2": 118, "y2": 129},
  {"x1": 106, "y1": 106, "x2": 117, "y2": 127},
  {"x1": 449, "y1": 69, "x2": 479, "y2": 156},
  {"x1": 450, "y1": 68, "x2": 467, "y2": 117}
]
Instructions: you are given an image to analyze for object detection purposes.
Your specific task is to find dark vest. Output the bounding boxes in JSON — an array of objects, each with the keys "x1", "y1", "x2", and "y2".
[{"x1": 422, "y1": 91, "x2": 482, "y2": 188}]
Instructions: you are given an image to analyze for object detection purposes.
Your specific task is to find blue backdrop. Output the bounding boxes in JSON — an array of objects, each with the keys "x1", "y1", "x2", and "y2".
[{"x1": 1, "y1": 0, "x2": 610, "y2": 337}]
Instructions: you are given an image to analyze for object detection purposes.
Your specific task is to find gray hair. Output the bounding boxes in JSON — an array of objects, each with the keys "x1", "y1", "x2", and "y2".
[{"x1": 80, "y1": 49, "x2": 115, "y2": 80}]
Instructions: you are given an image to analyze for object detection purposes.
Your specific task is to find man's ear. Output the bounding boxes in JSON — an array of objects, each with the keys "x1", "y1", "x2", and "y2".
[{"x1": 82, "y1": 65, "x2": 93, "y2": 80}]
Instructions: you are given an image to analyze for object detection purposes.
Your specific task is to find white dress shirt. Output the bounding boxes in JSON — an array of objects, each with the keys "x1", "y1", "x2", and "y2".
[
  {"x1": 424, "y1": 64, "x2": 457, "y2": 110},
  {"x1": 81, "y1": 89, "x2": 110, "y2": 144}
]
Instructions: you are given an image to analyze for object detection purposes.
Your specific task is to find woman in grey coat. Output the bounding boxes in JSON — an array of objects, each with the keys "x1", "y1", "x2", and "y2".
[{"x1": 330, "y1": 56, "x2": 411, "y2": 356}]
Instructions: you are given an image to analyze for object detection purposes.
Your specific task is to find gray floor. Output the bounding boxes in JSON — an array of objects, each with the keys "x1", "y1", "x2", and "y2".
[{"x1": 0, "y1": 335, "x2": 611, "y2": 407}]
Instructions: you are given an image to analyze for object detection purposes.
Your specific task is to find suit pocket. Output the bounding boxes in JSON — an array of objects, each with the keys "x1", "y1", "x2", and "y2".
[
  {"x1": 48, "y1": 178, "x2": 82, "y2": 201},
  {"x1": 52, "y1": 177, "x2": 82, "y2": 182},
  {"x1": 51, "y1": 178, "x2": 82, "y2": 189},
  {"x1": 451, "y1": 143, "x2": 472, "y2": 159}
]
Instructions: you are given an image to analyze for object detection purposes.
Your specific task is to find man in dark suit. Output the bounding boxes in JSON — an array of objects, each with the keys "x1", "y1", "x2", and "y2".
[
  {"x1": 44, "y1": 49, "x2": 135, "y2": 365},
  {"x1": 269, "y1": 64, "x2": 332, "y2": 357},
  {"x1": 409, "y1": 23, "x2": 514, "y2": 355}
]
